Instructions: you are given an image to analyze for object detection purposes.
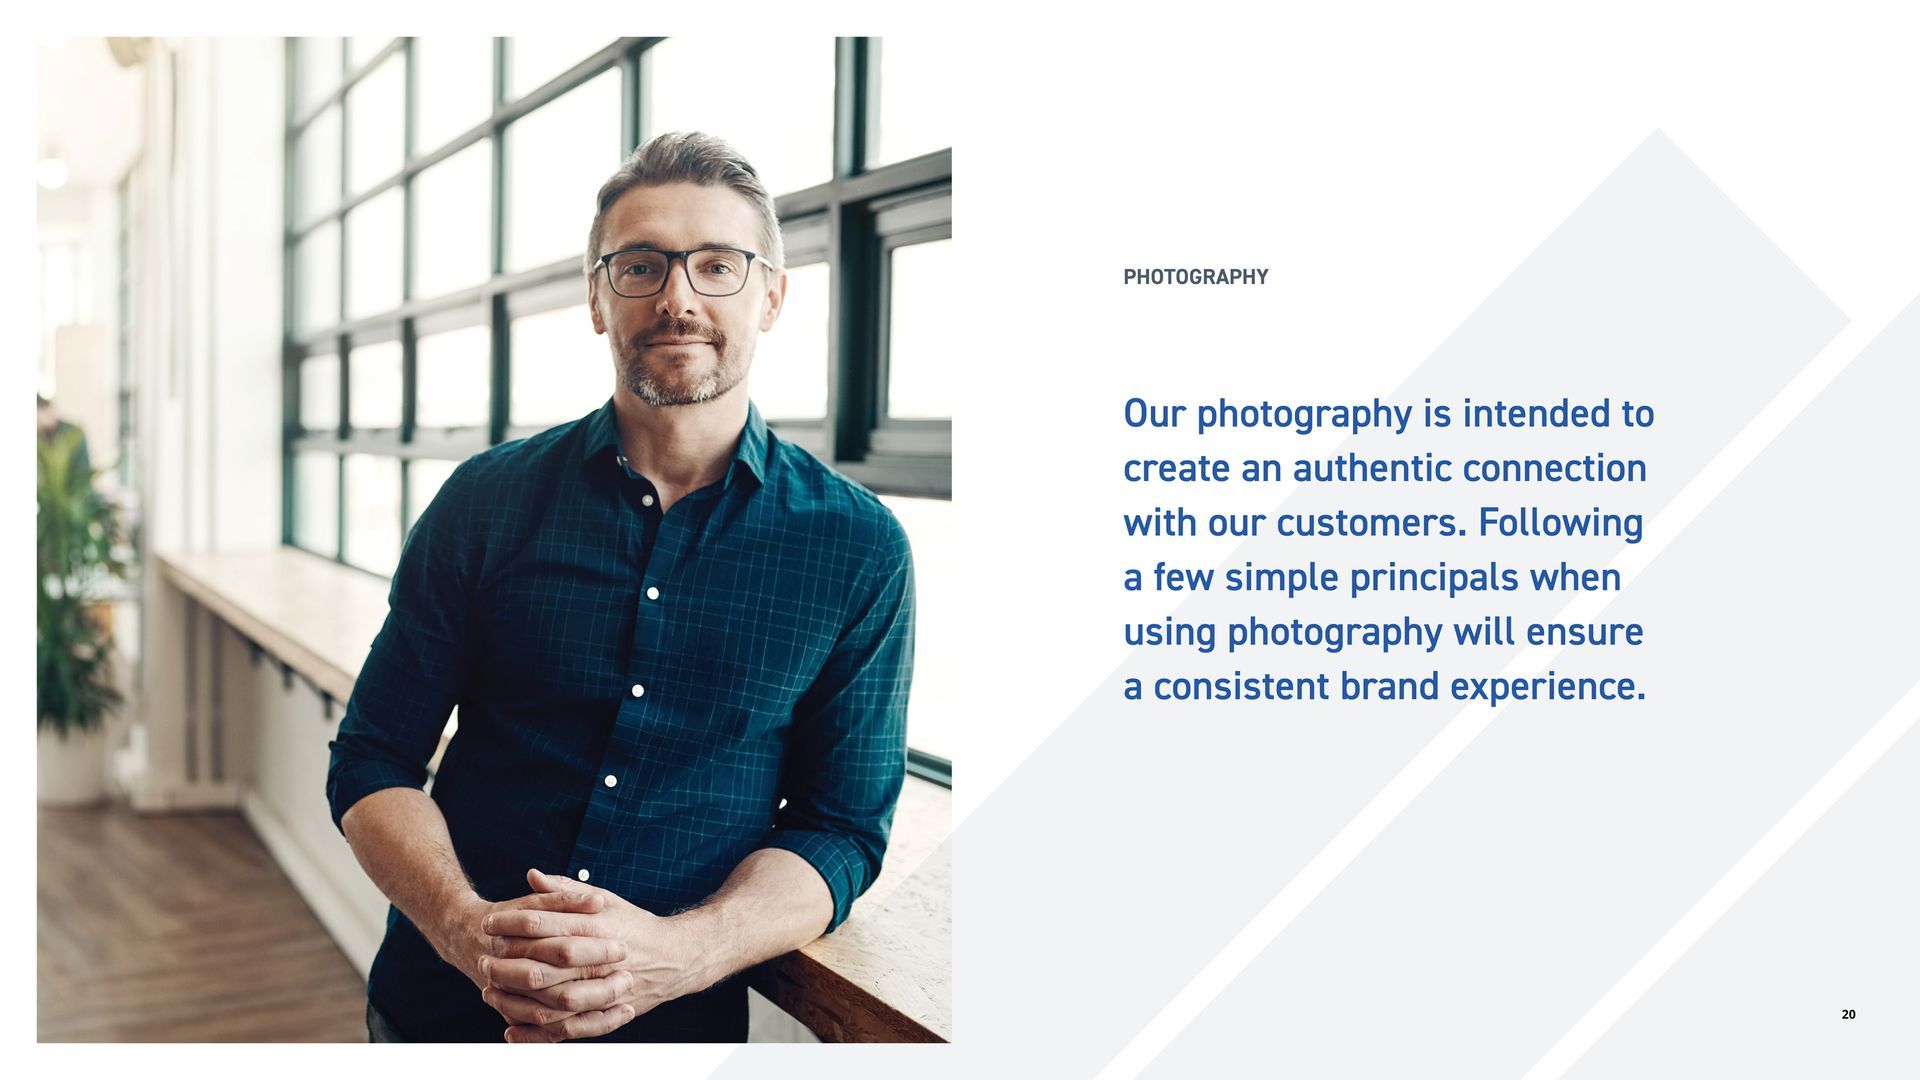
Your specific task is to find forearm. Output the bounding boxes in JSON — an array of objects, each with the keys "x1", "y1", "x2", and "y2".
[
  {"x1": 670, "y1": 848, "x2": 835, "y2": 991},
  {"x1": 341, "y1": 787, "x2": 486, "y2": 958}
]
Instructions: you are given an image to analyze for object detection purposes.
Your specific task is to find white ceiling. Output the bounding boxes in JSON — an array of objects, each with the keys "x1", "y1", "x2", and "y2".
[{"x1": 37, "y1": 38, "x2": 147, "y2": 193}]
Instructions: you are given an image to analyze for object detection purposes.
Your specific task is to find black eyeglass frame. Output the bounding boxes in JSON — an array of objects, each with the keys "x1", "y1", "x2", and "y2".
[{"x1": 594, "y1": 245, "x2": 778, "y2": 299}]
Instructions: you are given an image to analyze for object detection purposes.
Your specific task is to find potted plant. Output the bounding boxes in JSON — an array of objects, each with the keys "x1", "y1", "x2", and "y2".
[{"x1": 37, "y1": 425, "x2": 127, "y2": 806}]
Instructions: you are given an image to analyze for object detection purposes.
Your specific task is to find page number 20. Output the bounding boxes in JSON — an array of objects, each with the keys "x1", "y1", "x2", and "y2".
[{"x1": 1840, "y1": 1009, "x2": 1857, "y2": 1019}]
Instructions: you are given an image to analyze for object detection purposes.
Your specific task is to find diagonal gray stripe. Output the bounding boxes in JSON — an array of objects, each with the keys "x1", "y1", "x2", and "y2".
[
  {"x1": 1565, "y1": 693, "x2": 1920, "y2": 1078},
  {"x1": 1140, "y1": 298, "x2": 1920, "y2": 1078},
  {"x1": 1545, "y1": 295, "x2": 1920, "y2": 1079}
]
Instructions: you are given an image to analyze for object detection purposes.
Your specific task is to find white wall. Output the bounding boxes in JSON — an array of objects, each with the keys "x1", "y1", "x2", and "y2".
[
  {"x1": 223, "y1": 628, "x2": 392, "y2": 971},
  {"x1": 134, "y1": 37, "x2": 285, "y2": 809}
]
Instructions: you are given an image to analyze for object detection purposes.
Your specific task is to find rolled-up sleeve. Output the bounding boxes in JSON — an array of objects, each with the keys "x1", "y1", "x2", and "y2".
[
  {"x1": 325, "y1": 462, "x2": 477, "y2": 834},
  {"x1": 763, "y1": 516, "x2": 915, "y2": 932}
]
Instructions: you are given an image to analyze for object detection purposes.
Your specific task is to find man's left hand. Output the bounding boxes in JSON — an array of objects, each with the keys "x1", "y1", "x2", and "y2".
[{"x1": 481, "y1": 869, "x2": 710, "y2": 1042}]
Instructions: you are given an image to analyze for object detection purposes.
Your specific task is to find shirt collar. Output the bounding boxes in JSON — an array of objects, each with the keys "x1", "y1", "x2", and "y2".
[
  {"x1": 582, "y1": 397, "x2": 622, "y2": 462},
  {"x1": 730, "y1": 399, "x2": 771, "y2": 487},
  {"x1": 582, "y1": 397, "x2": 771, "y2": 491}
]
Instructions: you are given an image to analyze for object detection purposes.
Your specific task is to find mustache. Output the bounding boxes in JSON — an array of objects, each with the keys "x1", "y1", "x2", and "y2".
[{"x1": 636, "y1": 316, "x2": 729, "y2": 348}]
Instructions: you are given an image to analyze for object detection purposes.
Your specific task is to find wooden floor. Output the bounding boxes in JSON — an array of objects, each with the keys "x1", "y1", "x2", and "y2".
[{"x1": 38, "y1": 803, "x2": 370, "y2": 1042}]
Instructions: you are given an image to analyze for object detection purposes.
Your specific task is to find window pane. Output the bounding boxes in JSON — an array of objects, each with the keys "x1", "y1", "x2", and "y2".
[
  {"x1": 295, "y1": 37, "x2": 343, "y2": 116},
  {"x1": 294, "y1": 452, "x2": 339, "y2": 557},
  {"x1": 347, "y1": 53, "x2": 405, "y2": 194},
  {"x1": 348, "y1": 340, "x2": 403, "y2": 430},
  {"x1": 296, "y1": 221, "x2": 339, "y2": 334},
  {"x1": 879, "y1": 494, "x2": 953, "y2": 762},
  {"x1": 646, "y1": 38, "x2": 834, "y2": 197},
  {"x1": 510, "y1": 305, "x2": 606, "y2": 427},
  {"x1": 751, "y1": 261, "x2": 827, "y2": 420},
  {"x1": 344, "y1": 454, "x2": 402, "y2": 576},
  {"x1": 347, "y1": 36, "x2": 389, "y2": 71},
  {"x1": 412, "y1": 140, "x2": 492, "y2": 298},
  {"x1": 885, "y1": 238, "x2": 953, "y2": 420},
  {"x1": 407, "y1": 458, "x2": 460, "y2": 534},
  {"x1": 295, "y1": 105, "x2": 340, "y2": 224},
  {"x1": 41, "y1": 244, "x2": 77, "y2": 330},
  {"x1": 416, "y1": 324, "x2": 491, "y2": 430},
  {"x1": 416, "y1": 37, "x2": 496, "y2": 152},
  {"x1": 345, "y1": 187, "x2": 403, "y2": 320},
  {"x1": 507, "y1": 35, "x2": 611, "y2": 100},
  {"x1": 871, "y1": 38, "x2": 953, "y2": 168},
  {"x1": 504, "y1": 69, "x2": 620, "y2": 273},
  {"x1": 299, "y1": 354, "x2": 340, "y2": 431}
]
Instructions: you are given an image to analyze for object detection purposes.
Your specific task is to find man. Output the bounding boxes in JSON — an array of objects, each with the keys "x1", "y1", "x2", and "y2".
[{"x1": 326, "y1": 131, "x2": 914, "y2": 1043}]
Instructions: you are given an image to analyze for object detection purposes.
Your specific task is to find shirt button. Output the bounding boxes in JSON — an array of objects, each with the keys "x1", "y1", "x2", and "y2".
[
  {"x1": 641, "y1": 493, "x2": 655, "y2": 507},
  {"x1": 603, "y1": 774, "x2": 618, "y2": 788},
  {"x1": 645, "y1": 586, "x2": 660, "y2": 601},
  {"x1": 576, "y1": 868, "x2": 590, "y2": 882},
  {"x1": 630, "y1": 683, "x2": 645, "y2": 698}
]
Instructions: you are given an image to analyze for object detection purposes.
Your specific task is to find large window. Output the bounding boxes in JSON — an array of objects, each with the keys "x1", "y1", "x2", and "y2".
[{"x1": 283, "y1": 37, "x2": 953, "y2": 781}]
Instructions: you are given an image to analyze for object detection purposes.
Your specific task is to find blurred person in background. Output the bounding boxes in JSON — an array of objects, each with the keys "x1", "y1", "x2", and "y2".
[{"x1": 37, "y1": 394, "x2": 91, "y2": 479}]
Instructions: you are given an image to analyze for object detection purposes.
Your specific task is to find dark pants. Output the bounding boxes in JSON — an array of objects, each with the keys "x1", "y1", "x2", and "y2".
[
  {"x1": 367, "y1": 1000, "x2": 408, "y2": 1043},
  {"x1": 365, "y1": 985, "x2": 748, "y2": 1042}
]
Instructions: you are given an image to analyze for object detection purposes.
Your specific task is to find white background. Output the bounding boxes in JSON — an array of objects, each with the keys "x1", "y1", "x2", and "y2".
[{"x1": 9, "y1": 2, "x2": 1919, "y2": 1072}]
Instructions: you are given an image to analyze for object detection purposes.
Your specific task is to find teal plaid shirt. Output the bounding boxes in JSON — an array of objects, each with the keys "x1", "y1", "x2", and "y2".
[{"x1": 327, "y1": 398, "x2": 913, "y2": 1041}]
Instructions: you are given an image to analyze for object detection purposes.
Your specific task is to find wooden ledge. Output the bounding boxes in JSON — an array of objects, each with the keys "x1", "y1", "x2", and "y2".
[
  {"x1": 753, "y1": 777, "x2": 952, "y2": 1042},
  {"x1": 158, "y1": 548, "x2": 387, "y2": 706},
  {"x1": 155, "y1": 545, "x2": 954, "y2": 1042}
]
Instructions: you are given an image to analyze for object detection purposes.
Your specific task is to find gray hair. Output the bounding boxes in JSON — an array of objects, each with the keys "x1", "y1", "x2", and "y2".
[{"x1": 583, "y1": 131, "x2": 784, "y2": 278}]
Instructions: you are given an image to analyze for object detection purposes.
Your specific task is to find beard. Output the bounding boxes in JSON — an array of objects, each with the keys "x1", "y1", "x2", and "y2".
[{"x1": 616, "y1": 315, "x2": 749, "y2": 407}]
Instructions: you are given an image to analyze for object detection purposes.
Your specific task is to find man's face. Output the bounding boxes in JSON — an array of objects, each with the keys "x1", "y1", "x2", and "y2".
[{"x1": 588, "y1": 182, "x2": 785, "y2": 408}]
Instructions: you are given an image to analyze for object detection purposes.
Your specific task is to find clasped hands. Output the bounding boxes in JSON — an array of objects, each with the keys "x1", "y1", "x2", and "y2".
[{"x1": 448, "y1": 868, "x2": 707, "y2": 1042}]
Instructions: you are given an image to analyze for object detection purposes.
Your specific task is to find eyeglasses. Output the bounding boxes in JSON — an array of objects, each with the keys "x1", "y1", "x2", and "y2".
[{"x1": 594, "y1": 246, "x2": 773, "y2": 299}]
